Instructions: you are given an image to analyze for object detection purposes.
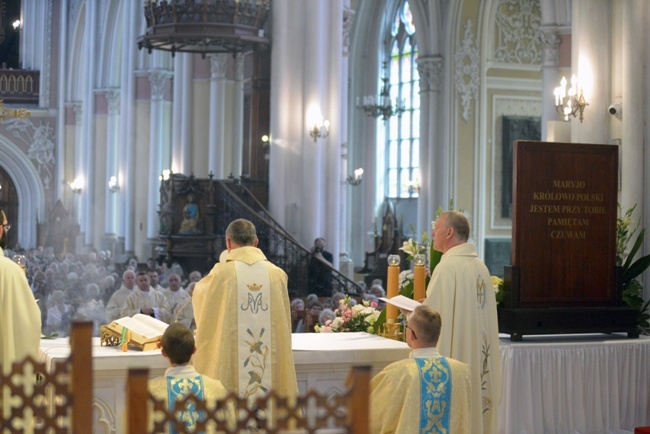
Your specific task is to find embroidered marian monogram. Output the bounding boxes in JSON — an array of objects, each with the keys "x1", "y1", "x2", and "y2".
[
  {"x1": 476, "y1": 275, "x2": 486, "y2": 309},
  {"x1": 241, "y1": 291, "x2": 269, "y2": 314}
]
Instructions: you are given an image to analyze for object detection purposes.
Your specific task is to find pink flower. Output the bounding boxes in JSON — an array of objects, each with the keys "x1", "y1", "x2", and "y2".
[{"x1": 370, "y1": 302, "x2": 378, "y2": 308}]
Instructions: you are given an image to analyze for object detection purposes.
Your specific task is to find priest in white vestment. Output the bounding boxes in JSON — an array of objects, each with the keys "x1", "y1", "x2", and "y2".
[
  {"x1": 106, "y1": 269, "x2": 137, "y2": 323},
  {"x1": 1, "y1": 210, "x2": 42, "y2": 422},
  {"x1": 121, "y1": 271, "x2": 170, "y2": 322},
  {"x1": 370, "y1": 305, "x2": 471, "y2": 434},
  {"x1": 424, "y1": 211, "x2": 501, "y2": 434},
  {"x1": 148, "y1": 323, "x2": 230, "y2": 433},
  {"x1": 193, "y1": 219, "x2": 298, "y2": 401},
  {"x1": 162, "y1": 273, "x2": 193, "y2": 328}
]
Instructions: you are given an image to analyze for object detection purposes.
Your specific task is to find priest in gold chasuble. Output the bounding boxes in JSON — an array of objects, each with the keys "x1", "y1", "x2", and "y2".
[{"x1": 193, "y1": 219, "x2": 298, "y2": 401}]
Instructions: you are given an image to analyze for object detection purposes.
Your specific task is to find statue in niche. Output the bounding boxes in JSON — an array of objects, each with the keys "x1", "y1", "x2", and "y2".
[{"x1": 178, "y1": 194, "x2": 201, "y2": 235}]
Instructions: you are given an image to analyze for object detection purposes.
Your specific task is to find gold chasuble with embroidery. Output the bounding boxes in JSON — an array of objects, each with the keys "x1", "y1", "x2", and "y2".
[
  {"x1": 370, "y1": 350, "x2": 471, "y2": 434},
  {"x1": 193, "y1": 246, "x2": 298, "y2": 400},
  {"x1": 424, "y1": 243, "x2": 501, "y2": 434}
]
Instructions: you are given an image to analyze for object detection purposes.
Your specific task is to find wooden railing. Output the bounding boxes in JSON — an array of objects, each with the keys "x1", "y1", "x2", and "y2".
[{"x1": 0, "y1": 69, "x2": 39, "y2": 105}]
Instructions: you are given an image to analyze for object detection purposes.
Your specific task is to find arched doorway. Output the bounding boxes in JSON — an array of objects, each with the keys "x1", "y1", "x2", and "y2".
[{"x1": 0, "y1": 164, "x2": 19, "y2": 249}]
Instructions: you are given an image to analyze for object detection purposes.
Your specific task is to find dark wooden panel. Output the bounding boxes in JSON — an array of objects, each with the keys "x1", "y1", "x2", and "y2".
[{"x1": 511, "y1": 141, "x2": 618, "y2": 307}]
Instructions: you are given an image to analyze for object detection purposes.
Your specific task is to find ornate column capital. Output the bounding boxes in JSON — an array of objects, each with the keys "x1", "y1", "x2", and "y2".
[
  {"x1": 104, "y1": 89, "x2": 121, "y2": 115},
  {"x1": 209, "y1": 53, "x2": 229, "y2": 79},
  {"x1": 540, "y1": 28, "x2": 561, "y2": 68},
  {"x1": 342, "y1": 6, "x2": 356, "y2": 57},
  {"x1": 148, "y1": 71, "x2": 169, "y2": 100},
  {"x1": 417, "y1": 56, "x2": 443, "y2": 93}
]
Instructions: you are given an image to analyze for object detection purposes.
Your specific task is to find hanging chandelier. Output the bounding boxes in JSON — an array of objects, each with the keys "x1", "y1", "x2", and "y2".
[
  {"x1": 357, "y1": 76, "x2": 405, "y2": 121},
  {"x1": 138, "y1": 0, "x2": 271, "y2": 56}
]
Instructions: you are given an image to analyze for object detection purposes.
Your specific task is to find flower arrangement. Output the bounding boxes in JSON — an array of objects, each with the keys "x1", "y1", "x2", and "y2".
[
  {"x1": 491, "y1": 275, "x2": 504, "y2": 306},
  {"x1": 315, "y1": 295, "x2": 381, "y2": 333}
]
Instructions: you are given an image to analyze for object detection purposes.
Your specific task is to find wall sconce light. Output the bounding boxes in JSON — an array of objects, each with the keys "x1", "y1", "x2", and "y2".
[
  {"x1": 159, "y1": 169, "x2": 171, "y2": 181},
  {"x1": 347, "y1": 168, "x2": 364, "y2": 186},
  {"x1": 261, "y1": 134, "x2": 270, "y2": 160},
  {"x1": 108, "y1": 176, "x2": 120, "y2": 193},
  {"x1": 12, "y1": 20, "x2": 21, "y2": 30},
  {"x1": 69, "y1": 178, "x2": 83, "y2": 194},
  {"x1": 309, "y1": 118, "x2": 330, "y2": 142},
  {"x1": 553, "y1": 75, "x2": 588, "y2": 123}
]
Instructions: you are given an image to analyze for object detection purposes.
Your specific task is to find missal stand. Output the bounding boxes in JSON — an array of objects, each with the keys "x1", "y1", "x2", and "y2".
[{"x1": 499, "y1": 141, "x2": 638, "y2": 341}]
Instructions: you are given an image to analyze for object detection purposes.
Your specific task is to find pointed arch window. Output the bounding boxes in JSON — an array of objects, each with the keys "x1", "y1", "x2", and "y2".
[{"x1": 385, "y1": 0, "x2": 419, "y2": 199}]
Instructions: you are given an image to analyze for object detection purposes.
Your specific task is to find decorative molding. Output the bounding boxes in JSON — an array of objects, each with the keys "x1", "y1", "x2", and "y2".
[
  {"x1": 454, "y1": 20, "x2": 480, "y2": 121},
  {"x1": 71, "y1": 103, "x2": 83, "y2": 125},
  {"x1": 104, "y1": 89, "x2": 120, "y2": 115},
  {"x1": 209, "y1": 53, "x2": 229, "y2": 79},
  {"x1": 494, "y1": 0, "x2": 542, "y2": 66},
  {"x1": 417, "y1": 56, "x2": 443, "y2": 93},
  {"x1": 148, "y1": 71, "x2": 169, "y2": 99},
  {"x1": 42, "y1": 0, "x2": 53, "y2": 107},
  {"x1": 342, "y1": 6, "x2": 355, "y2": 57},
  {"x1": 5, "y1": 118, "x2": 56, "y2": 190},
  {"x1": 540, "y1": 29, "x2": 560, "y2": 68}
]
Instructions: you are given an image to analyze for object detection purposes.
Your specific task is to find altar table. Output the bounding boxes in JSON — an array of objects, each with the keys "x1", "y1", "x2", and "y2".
[
  {"x1": 498, "y1": 333, "x2": 650, "y2": 434},
  {"x1": 39, "y1": 332, "x2": 650, "y2": 434},
  {"x1": 39, "y1": 332, "x2": 410, "y2": 434}
]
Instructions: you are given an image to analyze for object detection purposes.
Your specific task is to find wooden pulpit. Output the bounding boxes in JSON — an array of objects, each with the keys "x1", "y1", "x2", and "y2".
[{"x1": 499, "y1": 141, "x2": 638, "y2": 340}]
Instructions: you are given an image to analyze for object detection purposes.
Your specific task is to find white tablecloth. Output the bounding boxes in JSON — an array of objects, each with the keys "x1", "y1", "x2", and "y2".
[{"x1": 498, "y1": 333, "x2": 650, "y2": 434}]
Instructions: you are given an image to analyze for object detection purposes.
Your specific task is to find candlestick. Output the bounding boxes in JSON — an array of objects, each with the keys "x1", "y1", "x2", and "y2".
[
  {"x1": 413, "y1": 254, "x2": 426, "y2": 301},
  {"x1": 386, "y1": 254, "x2": 401, "y2": 323}
]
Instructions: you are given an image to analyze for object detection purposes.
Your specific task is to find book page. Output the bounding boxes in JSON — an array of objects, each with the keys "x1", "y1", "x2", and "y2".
[
  {"x1": 379, "y1": 295, "x2": 421, "y2": 312},
  {"x1": 112, "y1": 315, "x2": 168, "y2": 340}
]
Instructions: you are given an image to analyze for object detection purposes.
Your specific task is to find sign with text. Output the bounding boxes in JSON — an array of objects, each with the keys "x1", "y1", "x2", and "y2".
[{"x1": 511, "y1": 141, "x2": 618, "y2": 306}]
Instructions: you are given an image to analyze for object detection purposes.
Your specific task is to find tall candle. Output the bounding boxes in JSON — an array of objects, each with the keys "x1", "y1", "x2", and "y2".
[
  {"x1": 386, "y1": 255, "x2": 401, "y2": 322},
  {"x1": 413, "y1": 253, "x2": 426, "y2": 301}
]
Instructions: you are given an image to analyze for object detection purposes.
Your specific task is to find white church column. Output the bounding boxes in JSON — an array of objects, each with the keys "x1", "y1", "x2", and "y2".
[
  {"x1": 571, "y1": 0, "x2": 610, "y2": 143},
  {"x1": 172, "y1": 53, "x2": 193, "y2": 175},
  {"x1": 301, "y1": 0, "x2": 327, "y2": 246},
  {"x1": 147, "y1": 72, "x2": 168, "y2": 239},
  {"x1": 324, "y1": 0, "x2": 345, "y2": 268},
  {"x1": 72, "y1": 103, "x2": 83, "y2": 226},
  {"x1": 208, "y1": 53, "x2": 228, "y2": 178},
  {"x1": 56, "y1": 0, "x2": 68, "y2": 201},
  {"x1": 232, "y1": 53, "x2": 245, "y2": 178},
  {"x1": 104, "y1": 89, "x2": 120, "y2": 236},
  {"x1": 539, "y1": 28, "x2": 561, "y2": 141},
  {"x1": 119, "y1": 0, "x2": 138, "y2": 255},
  {"x1": 81, "y1": 0, "x2": 98, "y2": 247},
  {"x1": 417, "y1": 56, "x2": 444, "y2": 233},
  {"x1": 619, "y1": 1, "x2": 645, "y2": 212}
]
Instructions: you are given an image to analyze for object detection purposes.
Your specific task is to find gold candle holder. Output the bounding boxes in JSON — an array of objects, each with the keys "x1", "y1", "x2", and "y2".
[{"x1": 378, "y1": 321, "x2": 404, "y2": 341}]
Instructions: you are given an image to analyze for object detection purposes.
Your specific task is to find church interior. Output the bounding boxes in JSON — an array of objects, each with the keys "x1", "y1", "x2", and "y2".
[{"x1": 1, "y1": 0, "x2": 650, "y2": 433}]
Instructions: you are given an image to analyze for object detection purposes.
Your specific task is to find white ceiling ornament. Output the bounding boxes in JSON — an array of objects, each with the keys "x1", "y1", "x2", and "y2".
[{"x1": 454, "y1": 20, "x2": 480, "y2": 122}]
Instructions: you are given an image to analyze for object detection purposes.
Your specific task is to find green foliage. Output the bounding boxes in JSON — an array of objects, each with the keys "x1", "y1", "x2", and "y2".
[{"x1": 617, "y1": 205, "x2": 650, "y2": 331}]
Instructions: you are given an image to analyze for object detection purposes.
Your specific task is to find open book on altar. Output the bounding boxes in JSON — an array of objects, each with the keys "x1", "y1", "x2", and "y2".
[
  {"x1": 103, "y1": 314, "x2": 169, "y2": 351},
  {"x1": 379, "y1": 295, "x2": 421, "y2": 312}
]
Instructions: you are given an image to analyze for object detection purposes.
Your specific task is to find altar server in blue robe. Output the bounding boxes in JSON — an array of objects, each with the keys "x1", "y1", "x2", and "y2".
[
  {"x1": 148, "y1": 323, "x2": 231, "y2": 434},
  {"x1": 370, "y1": 305, "x2": 471, "y2": 434}
]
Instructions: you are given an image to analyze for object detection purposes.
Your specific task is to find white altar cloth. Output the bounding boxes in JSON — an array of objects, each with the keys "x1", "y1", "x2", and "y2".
[
  {"x1": 39, "y1": 333, "x2": 410, "y2": 434},
  {"x1": 498, "y1": 333, "x2": 650, "y2": 434}
]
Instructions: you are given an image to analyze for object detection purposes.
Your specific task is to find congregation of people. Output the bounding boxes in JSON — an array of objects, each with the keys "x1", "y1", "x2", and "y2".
[{"x1": 2, "y1": 210, "x2": 501, "y2": 433}]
